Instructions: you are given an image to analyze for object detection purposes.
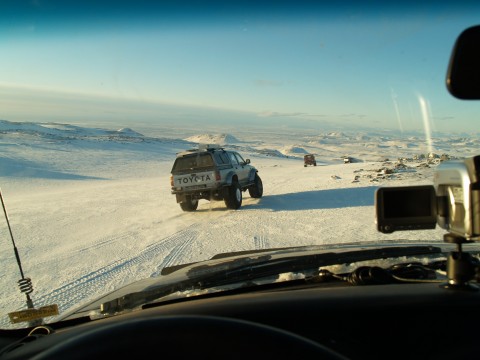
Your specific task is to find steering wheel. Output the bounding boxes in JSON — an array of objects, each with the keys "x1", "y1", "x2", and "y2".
[{"x1": 32, "y1": 315, "x2": 348, "y2": 359}]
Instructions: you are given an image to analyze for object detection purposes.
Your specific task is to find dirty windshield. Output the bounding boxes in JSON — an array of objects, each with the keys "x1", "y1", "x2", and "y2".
[{"x1": 1, "y1": 0, "x2": 480, "y2": 329}]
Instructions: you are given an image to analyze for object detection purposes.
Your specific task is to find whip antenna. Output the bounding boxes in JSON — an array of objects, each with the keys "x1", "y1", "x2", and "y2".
[
  {"x1": 1, "y1": 188, "x2": 59, "y2": 326},
  {"x1": 0, "y1": 187, "x2": 35, "y2": 309}
]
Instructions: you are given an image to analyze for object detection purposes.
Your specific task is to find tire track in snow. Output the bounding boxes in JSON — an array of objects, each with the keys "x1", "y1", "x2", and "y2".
[
  {"x1": 154, "y1": 229, "x2": 197, "y2": 272},
  {"x1": 254, "y1": 235, "x2": 269, "y2": 249},
  {"x1": 3, "y1": 208, "x2": 230, "y2": 326},
  {"x1": 31, "y1": 224, "x2": 200, "y2": 318}
]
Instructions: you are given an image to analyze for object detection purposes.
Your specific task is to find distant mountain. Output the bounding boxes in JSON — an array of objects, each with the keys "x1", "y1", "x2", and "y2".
[
  {"x1": 114, "y1": 128, "x2": 144, "y2": 137},
  {"x1": 281, "y1": 145, "x2": 308, "y2": 156}
]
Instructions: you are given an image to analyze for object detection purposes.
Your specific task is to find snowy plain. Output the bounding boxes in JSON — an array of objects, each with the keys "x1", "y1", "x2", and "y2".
[{"x1": 0, "y1": 119, "x2": 479, "y2": 328}]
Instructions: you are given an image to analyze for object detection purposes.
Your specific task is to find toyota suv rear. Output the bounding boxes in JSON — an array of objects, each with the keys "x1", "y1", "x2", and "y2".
[{"x1": 170, "y1": 144, "x2": 263, "y2": 211}]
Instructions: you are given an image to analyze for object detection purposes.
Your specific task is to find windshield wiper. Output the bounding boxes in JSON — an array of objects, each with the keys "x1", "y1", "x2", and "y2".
[{"x1": 100, "y1": 245, "x2": 442, "y2": 315}]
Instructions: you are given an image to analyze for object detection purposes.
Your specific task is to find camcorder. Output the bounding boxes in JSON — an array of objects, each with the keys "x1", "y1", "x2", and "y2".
[{"x1": 375, "y1": 155, "x2": 480, "y2": 240}]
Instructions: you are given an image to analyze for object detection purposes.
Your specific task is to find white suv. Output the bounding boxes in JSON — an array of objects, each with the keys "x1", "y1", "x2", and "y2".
[{"x1": 170, "y1": 145, "x2": 263, "y2": 211}]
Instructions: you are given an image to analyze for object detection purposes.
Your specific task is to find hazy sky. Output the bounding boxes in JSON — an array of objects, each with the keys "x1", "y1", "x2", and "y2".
[{"x1": 1, "y1": 1, "x2": 480, "y2": 134}]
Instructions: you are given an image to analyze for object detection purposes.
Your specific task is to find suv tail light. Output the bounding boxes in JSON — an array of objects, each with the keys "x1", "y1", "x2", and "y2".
[
  {"x1": 170, "y1": 175, "x2": 174, "y2": 187},
  {"x1": 215, "y1": 171, "x2": 221, "y2": 181}
]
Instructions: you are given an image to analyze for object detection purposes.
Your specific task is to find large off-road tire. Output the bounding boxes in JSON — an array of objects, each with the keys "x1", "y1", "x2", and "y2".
[
  {"x1": 248, "y1": 174, "x2": 263, "y2": 198},
  {"x1": 180, "y1": 196, "x2": 199, "y2": 211},
  {"x1": 224, "y1": 180, "x2": 242, "y2": 210}
]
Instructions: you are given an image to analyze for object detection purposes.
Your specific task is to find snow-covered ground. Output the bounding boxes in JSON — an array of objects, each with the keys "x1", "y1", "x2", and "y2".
[{"x1": 0, "y1": 119, "x2": 478, "y2": 328}]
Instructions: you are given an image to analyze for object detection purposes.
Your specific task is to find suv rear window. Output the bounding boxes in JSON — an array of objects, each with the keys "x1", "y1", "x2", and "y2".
[{"x1": 172, "y1": 153, "x2": 215, "y2": 171}]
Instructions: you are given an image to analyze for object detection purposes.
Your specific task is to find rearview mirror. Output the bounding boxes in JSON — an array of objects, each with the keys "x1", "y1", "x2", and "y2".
[{"x1": 446, "y1": 25, "x2": 480, "y2": 99}]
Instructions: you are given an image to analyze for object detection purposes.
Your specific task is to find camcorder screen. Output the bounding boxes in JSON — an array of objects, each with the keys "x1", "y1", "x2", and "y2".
[{"x1": 375, "y1": 185, "x2": 437, "y2": 233}]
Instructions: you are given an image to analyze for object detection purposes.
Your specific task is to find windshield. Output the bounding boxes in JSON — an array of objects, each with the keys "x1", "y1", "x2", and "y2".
[{"x1": 1, "y1": 0, "x2": 480, "y2": 329}]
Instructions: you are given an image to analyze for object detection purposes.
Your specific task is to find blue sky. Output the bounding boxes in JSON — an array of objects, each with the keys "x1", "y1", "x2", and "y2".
[{"x1": 1, "y1": 1, "x2": 480, "y2": 134}]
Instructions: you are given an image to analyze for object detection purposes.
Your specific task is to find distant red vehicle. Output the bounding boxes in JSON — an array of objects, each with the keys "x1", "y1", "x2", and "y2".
[{"x1": 304, "y1": 154, "x2": 317, "y2": 167}]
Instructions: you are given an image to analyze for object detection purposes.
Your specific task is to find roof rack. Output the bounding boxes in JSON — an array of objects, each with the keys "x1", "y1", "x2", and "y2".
[
  {"x1": 176, "y1": 144, "x2": 224, "y2": 156},
  {"x1": 198, "y1": 144, "x2": 223, "y2": 151}
]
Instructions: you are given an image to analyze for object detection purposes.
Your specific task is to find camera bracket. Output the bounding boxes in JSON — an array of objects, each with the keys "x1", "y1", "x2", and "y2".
[{"x1": 441, "y1": 233, "x2": 479, "y2": 291}]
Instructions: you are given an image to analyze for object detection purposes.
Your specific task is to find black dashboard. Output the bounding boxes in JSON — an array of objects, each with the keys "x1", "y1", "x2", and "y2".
[{"x1": 1, "y1": 280, "x2": 478, "y2": 359}]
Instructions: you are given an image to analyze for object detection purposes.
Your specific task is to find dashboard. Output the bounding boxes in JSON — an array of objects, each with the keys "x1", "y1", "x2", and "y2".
[{"x1": 0, "y1": 280, "x2": 478, "y2": 359}]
